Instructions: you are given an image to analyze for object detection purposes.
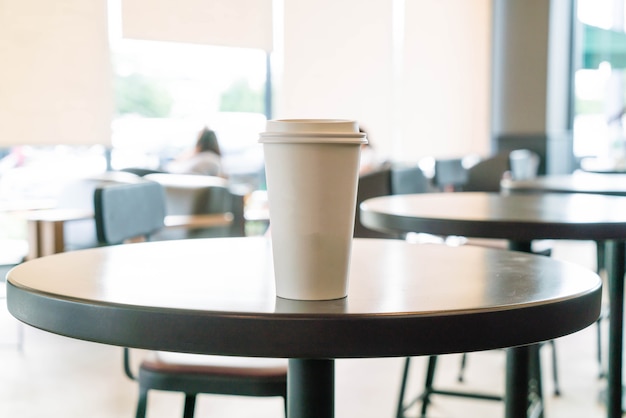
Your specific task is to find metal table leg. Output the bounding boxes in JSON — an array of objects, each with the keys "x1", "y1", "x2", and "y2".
[
  {"x1": 506, "y1": 346, "x2": 531, "y2": 418},
  {"x1": 606, "y1": 240, "x2": 624, "y2": 418},
  {"x1": 508, "y1": 240, "x2": 543, "y2": 418},
  {"x1": 288, "y1": 359, "x2": 335, "y2": 418}
]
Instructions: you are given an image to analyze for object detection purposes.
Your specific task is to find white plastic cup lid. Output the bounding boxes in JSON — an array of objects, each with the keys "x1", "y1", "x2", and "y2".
[{"x1": 259, "y1": 119, "x2": 367, "y2": 144}]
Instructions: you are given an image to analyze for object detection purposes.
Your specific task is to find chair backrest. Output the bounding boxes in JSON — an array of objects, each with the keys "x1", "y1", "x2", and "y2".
[
  {"x1": 390, "y1": 164, "x2": 431, "y2": 195},
  {"x1": 93, "y1": 181, "x2": 166, "y2": 245},
  {"x1": 57, "y1": 173, "x2": 144, "y2": 251},
  {"x1": 56, "y1": 173, "x2": 143, "y2": 210},
  {"x1": 354, "y1": 167, "x2": 396, "y2": 238},
  {"x1": 463, "y1": 153, "x2": 511, "y2": 192},
  {"x1": 433, "y1": 158, "x2": 468, "y2": 191}
]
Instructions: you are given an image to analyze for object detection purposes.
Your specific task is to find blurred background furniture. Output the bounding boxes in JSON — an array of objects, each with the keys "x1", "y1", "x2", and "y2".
[
  {"x1": 462, "y1": 153, "x2": 511, "y2": 192},
  {"x1": 354, "y1": 166, "x2": 395, "y2": 239},
  {"x1": 496, "y1": 132, "x2": 576, "y2": 176},
  {"x1": 354, "y1": 163, "x2": 433, "y2": 239},
  {"x1": 22, "y1": 171, "x2": 236, "y2": 260},
  {"x1": 390, "y1": 163, "x2": 432, "y2": 195},
  {"x1": 24, "y1": 171, "x2": 144, "y2": 258},
  {"x1": 144, "y1": 173, "x2": 245, "y2": 239},
  {"x1": 430, "y1": 149, "x2": 542, "y2": 195},
  {"x1": 433, "y1": 158, "x2": 468, "y2": 192},
  {"x1": 93, "y1": 181, "x2": 287, "y2": 418}
]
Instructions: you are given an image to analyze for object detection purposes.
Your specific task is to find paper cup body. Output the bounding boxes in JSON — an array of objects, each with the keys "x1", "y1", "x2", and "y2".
[{"x1": 260, "y1": 120, "x2": 366, "y2": 300}]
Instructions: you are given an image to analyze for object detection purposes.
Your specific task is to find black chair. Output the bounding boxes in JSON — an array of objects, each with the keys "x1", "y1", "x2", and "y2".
[
  {"x1": 390, "y1": 164, "x2": 432, "y2": 195},
  {"x1": 433, "y1": 158, "x2": 468, "y2": 192},
  {"x1": 463, "y1": 153, "x2": 511, "y2": 192},
  {"x1": 55, "y1": 171, "x2": 144, "y2": 251},
  {"x1": 354, "y1": 166, "x2": 399, "y2": 239},
  {"x1": 93, "y1": 181, "x2": 287, "y2": 418},
  {"x1": 463, "y1": 149, "x2": 540, "y2": 192}
]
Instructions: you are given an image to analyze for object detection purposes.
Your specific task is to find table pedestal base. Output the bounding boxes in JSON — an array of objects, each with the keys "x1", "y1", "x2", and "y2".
[
  {"x1": 288, "y1": 359, "x2": 335, "y2": 418},
  {"x1": 506, "y1": 346, "x2": 540, "y2": 418}
]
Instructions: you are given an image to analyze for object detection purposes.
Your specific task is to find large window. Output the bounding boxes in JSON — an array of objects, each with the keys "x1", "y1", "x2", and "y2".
[
  {"x1": 0, "y1": 0, "x2": 271, "y2": 206},
  {"x1": 109, "y1": 39, "x2": 268, "y2": 179},
  {"x1": 574, "y1": 0, "x2": 626, "y2": 161},
  {"x1": 107, "y1": 0, "x2": 270, "y2": 187},
  {"x1": 109, "y1": 40, "x2": 268, "y2": 184}
]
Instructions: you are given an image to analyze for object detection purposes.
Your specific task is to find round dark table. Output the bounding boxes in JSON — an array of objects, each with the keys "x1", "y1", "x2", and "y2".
[
  {"x1": 360, "y1": 191, "x2": 626, "y2": 418},
  {"x1": 502, "y1": 174, "x2": 626, "y2": 418},
  {"x1": 501, "y1": 172, "x2": 626, "y2": 196},
  {"x1": 7, "y1": 237, "x2": 601, "y2": 418}
]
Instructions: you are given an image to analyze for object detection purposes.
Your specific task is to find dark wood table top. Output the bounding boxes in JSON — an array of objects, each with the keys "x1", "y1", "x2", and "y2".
[
  {"x1": 501, "y1": 172, "x2": 626, "y2": 196},
  {"x1": 360, "y1": 192, "x2": 626, "y2": 241},
  {"x1": 7, "y1": 237, "x2": 601, "y2": 359}
]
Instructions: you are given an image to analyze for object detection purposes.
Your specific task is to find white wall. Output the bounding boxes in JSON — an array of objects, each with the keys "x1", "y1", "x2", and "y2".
[
  {"x1": 402, "y1": 0, "x2": 491, "y2": 160},
  {"x1": 277, "y1": 0, "x2": 491, "y2": 162},
  {"x1": 277, "y1": 0, "x2": 394, "y2": 157}
]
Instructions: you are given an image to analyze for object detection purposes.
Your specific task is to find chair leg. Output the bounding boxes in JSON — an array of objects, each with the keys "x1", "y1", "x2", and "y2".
[
  {"x1": 135, "y1": 388, "x2": 148, "y2": 418},
  {"x1": 597, "y1": 315, "x2": 606, "y2": 379},
  {"x1": 182, "y1": 394, "x2": 197, "y2": 418},
  {"x1": 457, "y1": 353, "x2": 467, "y2": 382},
  {"x1": 549, "y1": 340, "x2": 560, "y2": 396},
  {"x1": 596, "y1": 240, "x2": 606, "y2": 274},
  {"x1": 420, "y1": 356, "x2": 438, "y2": 418},
  {"x1": 396, "y1": 357, "x2": 412, "y2": 418},
  {"x1": 596, "y1": 240, "x2": 607, "y2": 379}
]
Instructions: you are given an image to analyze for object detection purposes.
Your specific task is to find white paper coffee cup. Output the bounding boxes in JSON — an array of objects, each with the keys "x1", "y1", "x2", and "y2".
[{"x1": 259, "y1": 119, "x2": 367, "y2": 300}]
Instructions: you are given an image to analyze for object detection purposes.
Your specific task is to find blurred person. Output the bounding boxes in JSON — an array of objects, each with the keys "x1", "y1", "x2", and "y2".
[{"x1": 165, "y1": 127, "x2": 224, "y2": 177}]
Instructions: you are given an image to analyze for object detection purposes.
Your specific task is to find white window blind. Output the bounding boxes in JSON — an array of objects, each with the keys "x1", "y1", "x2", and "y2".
[
  {"x1": 121, "y1": 0, "x2": 273, "y2": 51},
  {"x1": 0, "y1": 0, "x2": 113, "y2": 146}
]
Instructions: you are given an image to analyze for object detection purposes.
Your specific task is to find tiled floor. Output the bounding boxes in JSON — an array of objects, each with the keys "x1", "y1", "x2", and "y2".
[{"x1": 0, "y1": 241, "x2": 610, "y2": 417}]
